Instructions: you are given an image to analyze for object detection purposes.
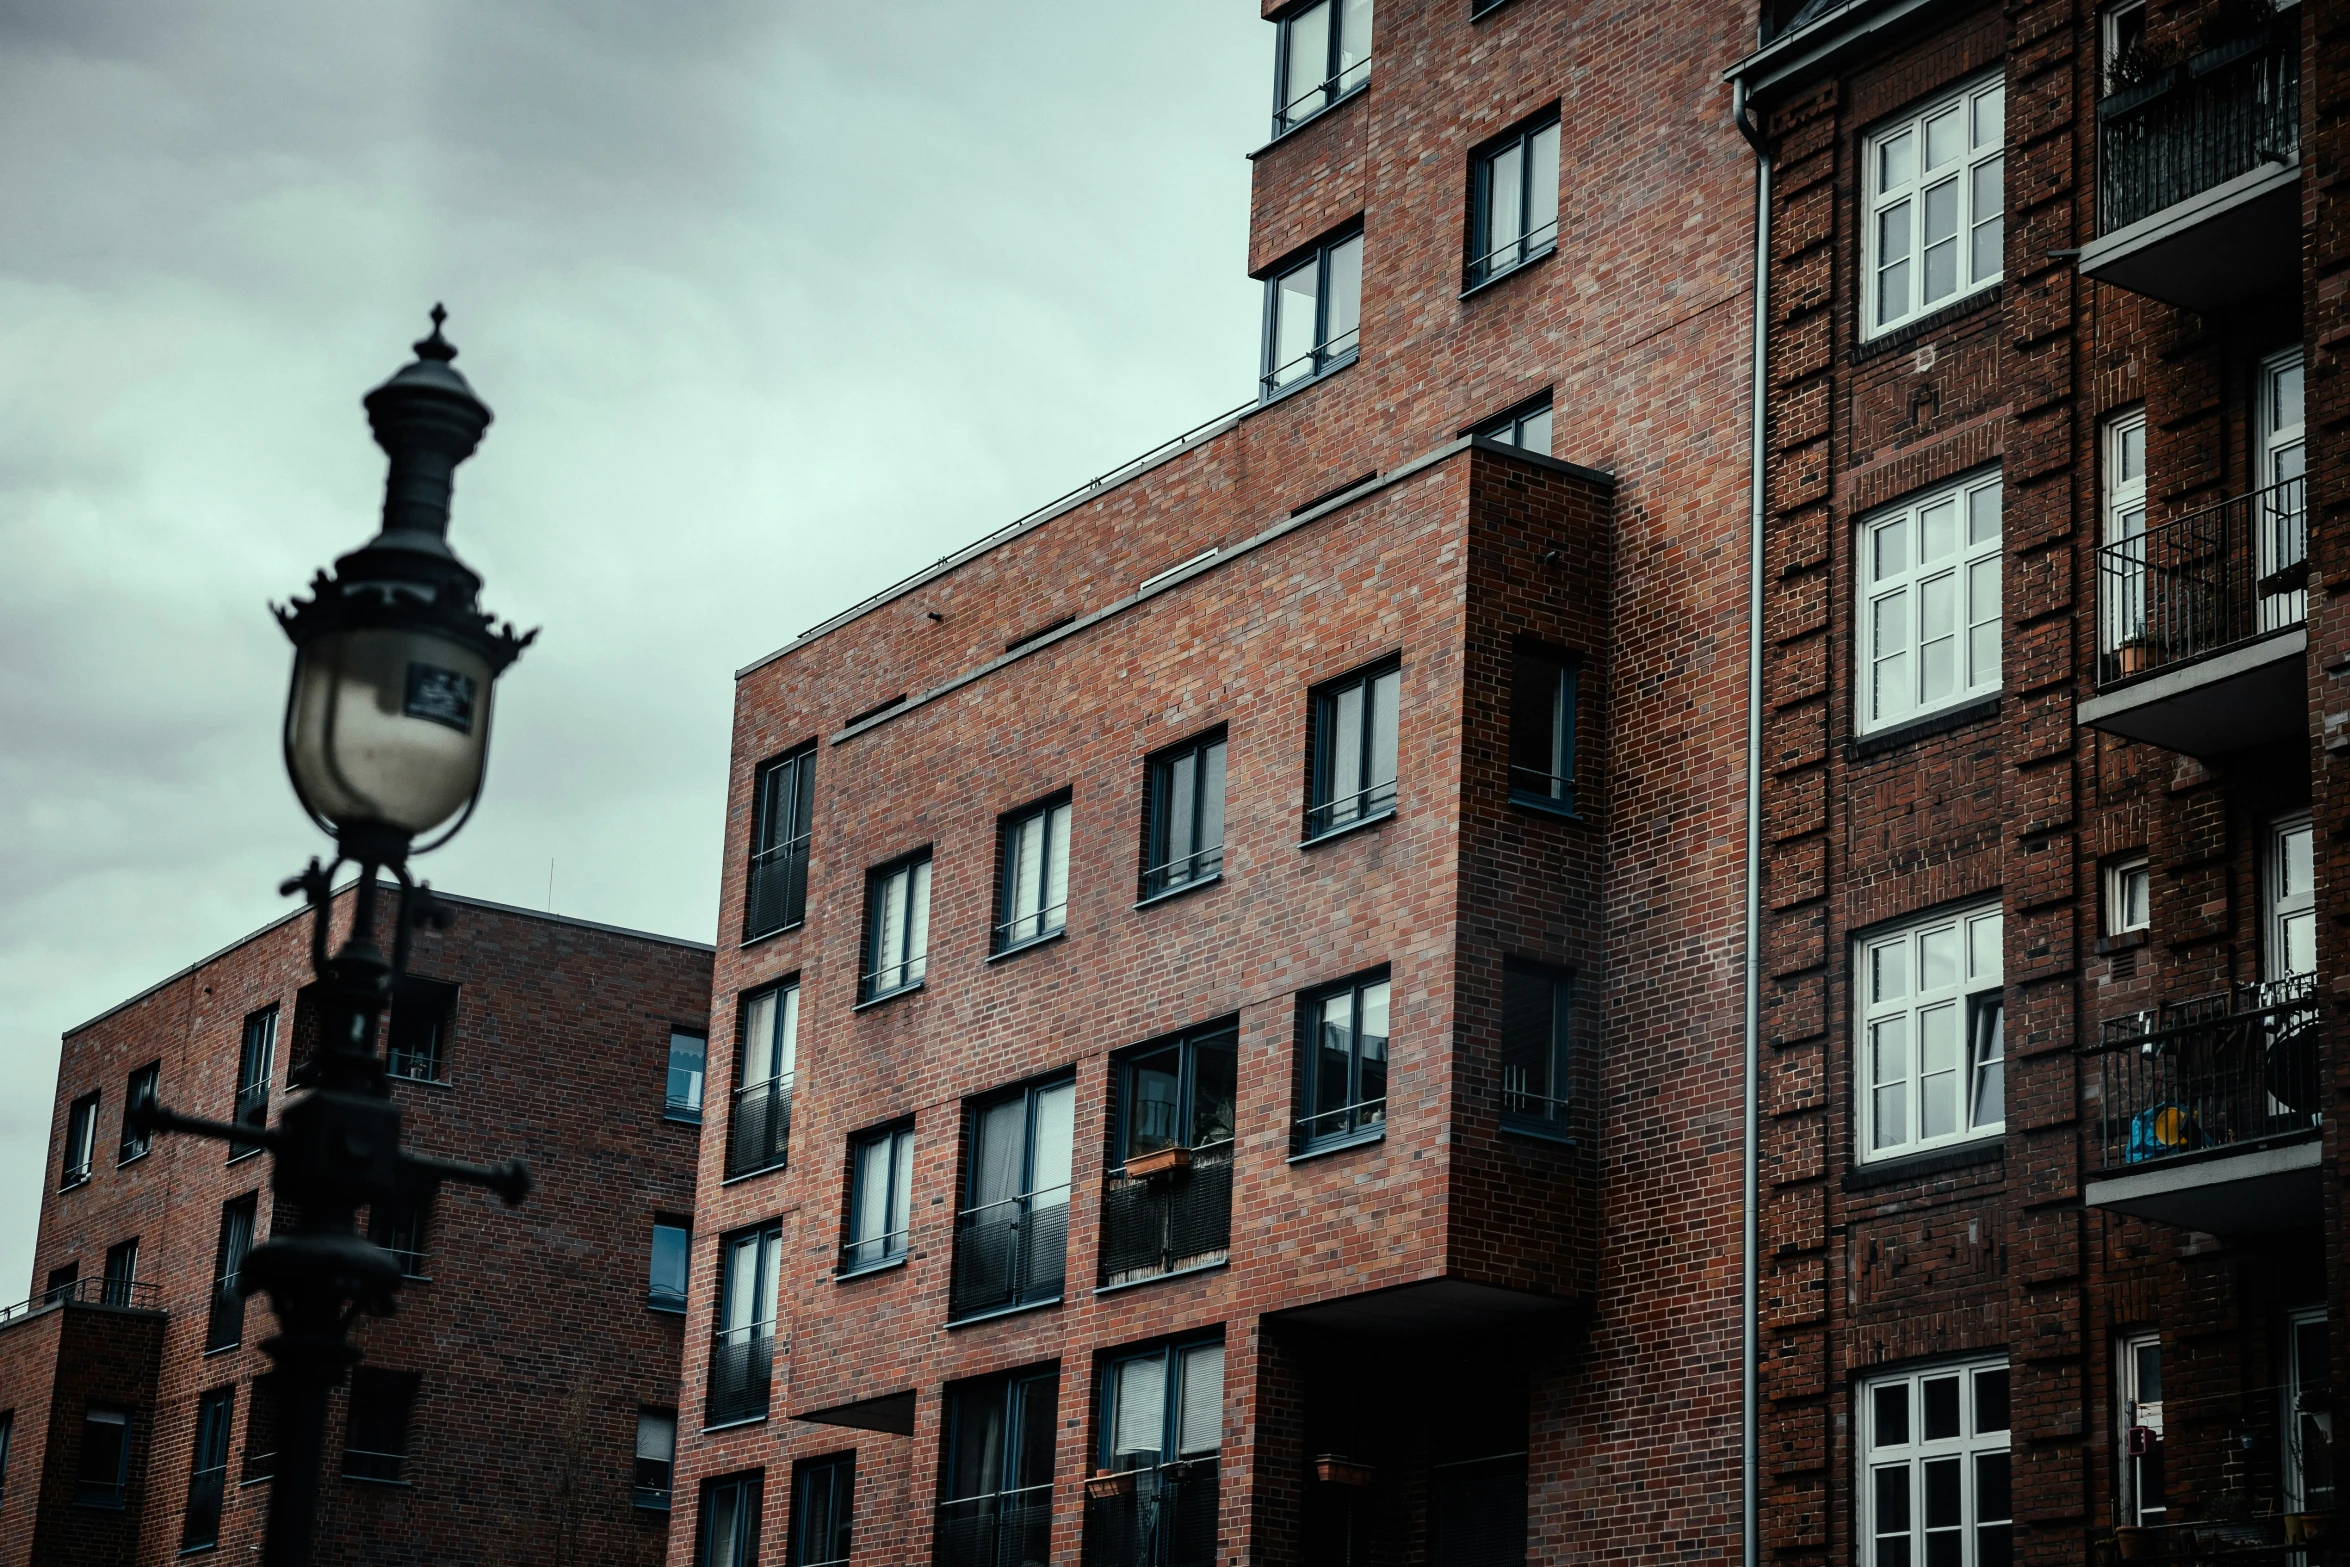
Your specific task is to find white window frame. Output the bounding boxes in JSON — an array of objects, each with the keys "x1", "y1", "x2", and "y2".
[
  {"x1": 2100, "y1": 408, "x2": 2149, "y2": 664},
  {"x1": 2285, "y1": 1305, "x2": 2333, "y2": 1516},
  {"x1": 2268, "y1": 814, "x2": 2315, "y2": 982},
  {"x1": 2116, "y1": 1330, "x2": 2167, "y2": 1527},
  {"x1": 2105, "y1": 856, "x2": 2150, "y2": 937},
  {"x1": 1856, "y1": 903, "x2": 2005, "y2": 1163},
  {"x1": 1857, "y1": 472, "x2": 2004, "y2": 735},
  {"x1": 1860, "y1": 1359, "x2": 2012, "y2": 1567},
  {"x1": 2102, "y1": 0, "x2": 2147, "y2": 93},
  {"x1": 2259, "y1": 348, "x2": 2307, "y2": 631},
  {"x1": 1862, "y1": 74, "x2": 2006, "y2": 339}
]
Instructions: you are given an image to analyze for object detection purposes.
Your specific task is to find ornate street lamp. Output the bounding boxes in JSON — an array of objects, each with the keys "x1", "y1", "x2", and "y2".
[{"x1": 132, "y1": 308, "x2": 536, "y2": 1567}]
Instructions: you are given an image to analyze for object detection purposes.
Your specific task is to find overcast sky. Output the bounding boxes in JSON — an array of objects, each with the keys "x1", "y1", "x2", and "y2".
[{"x1": 0, "y1": 1, "x2": 1268, "y2": 1295}]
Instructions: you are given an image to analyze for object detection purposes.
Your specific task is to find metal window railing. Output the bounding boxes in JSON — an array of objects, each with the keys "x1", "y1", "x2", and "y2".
[
  {"x1": 707, "y1": 1322, "x2": 776, "y2": 1426},
  {"x1": 2099, "y1": 24, "x2": 2298, "y2": 236},
  {"x1": 996, "y1": 901, "x2": 1068, "y2": 952},
  {"x1": 1295, "y1": 1098, "x2": 1386, "y2": 1148},
  {"x1": 726, "y1": 1077, "x2": 793, "y2": 1179},
  {"x1": 340, "y1": 1447, "x2": 407, "y2": 1484},
  {"x1": 2080, "y1": 974, "x2": 2320, "y2": 1175},
  {"x1": 1274, "y1": 59, "x2": 1372, "y2": 136},
  {"x1": 1304, "y1": 776, "x2": 1395, "y2": 840},
  {"x1": 1099, "y1": 1144, "x2": 1234, "y2": 1287},
  {"x1": 1465, "y1": 218, "x2": 1560, "y2": 290},
  {"x1": 745, "y1": 837, "x2": 811, "y2": 940},
  {"x1": 861, "y1": 953, "x2": 927, "y2": 1001},
  {"x1": 937, "y1": 1483, "x2": 1055, "y2": 1567},
  {"x1": 2095, "y1": 478, "x2": 2306, "y2": 686},
  {"x1": 1508, "y1": 764, "x2": 1576, "y2": 811},
  {"x1": 1499, "y1": 1078, "x2": 1571, "y2": 1129},
  {"x1": 840, "y1": 1223, "x2": 910, "y2": 1276},
  {"x1": 1261, "y1": 329, "x2": 1362, "y2": 401},
  {"x1": 386, "y1": 1040, "x2": 442, "y2": 1083},
  {"x1": 1083, "y1": 1460, "x2": 1219, "y2": 1567},
  {"x1": 229, "y1": 1082, "x2": 269, "y2": 1161},
  {"x1": 0, "y1": 1275, "x2": 163, "y2": 1327},
  {"x1": 949, "y1": 1187, "x2": 1070, "y2": 1320},
  {"x1": 205, "y1": 1282, "x2": 247, "y2": 1352},
  {"x1": 1141, "y1": 845, "x2": 1224, "y2": 901},
  {"x1": 632, "y1": 1459, "x2": 673, "y2": 1511}
]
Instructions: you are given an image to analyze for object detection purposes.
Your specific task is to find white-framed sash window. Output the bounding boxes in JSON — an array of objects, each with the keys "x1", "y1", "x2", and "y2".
[
  {"x1": 2106, "y1": 856, "x2": 2151, "y2": 936},
  {"x1": 1858, "y1": 903, "x2": 2005, "y2": 1162},
  {"x1": 1863, "y1": 75, "x2": 2006, "y2": 337},
  {"x1": 2287, "y1": 1306, "x2": 2334, "y2": 1516},
  {"x1": 2268, "y1": 814, "x2": 2315, "y2": 981},
  {"x1": 1862, "y1": 1359, "x2": 2012, "y2": 1567},
  {"x1": 1858, "y1": 473, "x2": 2004, "y2": 734},
  {"x1": 2117, "y1": 1332, "x2": 2167, "y2": 1526},
  {"x1": 2260, "y1": 349, "x2": 2307, "y2": 630},
  {"x1": 2101, "y1": 409, "x2": 2149, "y2": 661}
]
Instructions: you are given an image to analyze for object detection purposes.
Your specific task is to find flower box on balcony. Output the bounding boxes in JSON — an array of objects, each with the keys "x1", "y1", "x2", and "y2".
[
  {"x1": 1314, "y1": 1455, "x2": 1375, "y2": 1487},
  {"x1": 1124, "y1": 1145, "x2": 1192, "y2": 1181},
  {"x1": 1085, "y1": 1469, "x2": 1137, "y2": 1500}
]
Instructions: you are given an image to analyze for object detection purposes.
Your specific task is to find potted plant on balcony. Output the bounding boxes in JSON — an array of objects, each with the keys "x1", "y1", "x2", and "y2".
[
  {"x1": 2114, "y1": 635, "x2": 2152, "y2": 678},
  {"x1": 1086, "y1": 1468, "x2": 1137, "y2": 1500},
  {"x1": 1314, "y1": 1454, "x2": 1375, "y2": 1487},
  {"x1": 2112, "y1": 1525, "x2": 2154, "y2": 1561},
  {"x1": 1124, "y1": 1143, "x2": 1193, "y2": 1181}
]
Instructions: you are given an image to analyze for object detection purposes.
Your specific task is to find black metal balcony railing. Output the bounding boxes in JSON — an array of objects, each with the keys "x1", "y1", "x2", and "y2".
[
  {"x1": 2095, "y1": 478, "x2": 2306, "y2": 686},
  {"x1": 2100, "y1": 23, "x2": 2298, "y2": 236},
  {"x1": 708, "y1": 1323, "x2": 776, "y2": 1426},
  {"x1": 0, "y1": 1275, "x2": 163, "y2": 1327},
  {"x1": 744, "y1": 839, "x2": 810, "y2": 940},
  {"x1": 229, "y1": 1082, "x2": 269, "y2": 1160},
  {"x1": 206, "y1": 1282, "x2": 247, "y2": 1352},
  {"x1": 949, "y1": 1188, "x2": 1070, "y2": 1321},
  {"x1": 726, "y1": 1077, "x2": 792, "y2": 1179},
  {"x1": 1083, "y1": 1462, "x2": 1219, "y2": 1567},
  {"x1": 2083, "y1": 974, "x2": 2320, "y2": 1174},
  {"x1": 1099, "y1": 1144, "x2": 1234, "y2": 1288},
  {"x1": 936, "y1": 1484, "x2": 1055, "y2": 1567},
  {"x1": 182, "y1": 1464, "x2": 227, "y2": 1549}
]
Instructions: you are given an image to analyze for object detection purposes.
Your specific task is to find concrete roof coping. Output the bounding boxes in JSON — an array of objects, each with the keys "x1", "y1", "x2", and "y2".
[{"x1": 1721, "y1": 0, "x2": 1971, "y2": 104}]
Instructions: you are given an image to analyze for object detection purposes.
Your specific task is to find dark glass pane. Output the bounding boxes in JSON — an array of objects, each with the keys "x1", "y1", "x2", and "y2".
[
  {"x1": 1509, "y1": 653, "x2": 1563, "y2": 793},
  {"x1": 1191, "y1": 1034, "x2": 1239, "y2": 1147},
  {"x1": 1976, "y1": 1452, "x2": 2009, "y2": 1523},
  {"x1": 1874, "y1": 1465, "x2": 1911, "y2": 1530},
  {"x1": 1199, "y1": 741, "x2": 1226, "y2": 855},
  {"x1": 970, "y1": 1098, "x2": 1028, "y2": 1208},
  {"x1": 1314, "y1": 996, "x2": 1354, "y2": 1123},
  {"x1": 1922, "y1": 1376, "x2": 1961, "y2": 1441},
  {"x1": 1166, "y1": 752, "x2": 1197, "y2": 866},
  {"x1": 947, "y1": 1385, "x2": 1007, "y2": 1502},
  {"x1": 1013, "y1": 1373, "x2": 1058, "y2": 1490},
  {"x1": 1924, "y1": 1530, "x2": 1962, "y2": 1567},
  {"x1": 1923, "y1": 1457, "x2": 1961, "y2": 1528},
  {"x1": 1125, "y1": 1047, "x2": 1183, "y2": 1159},
  {"x1": 1977, "y1": 1523, "x2": 2013, "y2": 1567},
  {"x1": 1972, "y1": 1367, "x2": 2008, "y2": 1434},
  {"x1": 1501, "y1": 968, "x2": 1562, "y2": 1118},
  {"x1": 1357, "y1": 981, "x2": 1390, "y2": 1124}
]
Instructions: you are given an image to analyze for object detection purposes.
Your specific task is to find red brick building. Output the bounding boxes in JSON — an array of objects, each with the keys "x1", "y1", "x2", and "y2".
[
  {"x1": 1727, "y1": 2, "x2": 2335, "y2": 1567},
  {"x1": 669, "y1": 0, "x2": 1762, "y2": 1562},
  {"x1": 3, "y1": 886, "x2": 713, "y2": 1566}
]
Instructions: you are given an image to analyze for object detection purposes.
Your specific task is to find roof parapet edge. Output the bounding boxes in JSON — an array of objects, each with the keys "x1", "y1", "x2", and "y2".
[{"x1": 1720, "y1": 0, "x2": 1972, "y2": 104}]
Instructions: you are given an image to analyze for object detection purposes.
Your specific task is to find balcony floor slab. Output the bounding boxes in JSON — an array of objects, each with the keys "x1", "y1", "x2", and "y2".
[
  {"x1": 2076, "y1": 628, "x2": 2304, "y2": 755},
  {"x1": 2084, "y1": 1134, "x2": 2320, "y2": 1233},
  {"x1": 2079, "y1": 158, "x2": 2300, "y2": 314}
]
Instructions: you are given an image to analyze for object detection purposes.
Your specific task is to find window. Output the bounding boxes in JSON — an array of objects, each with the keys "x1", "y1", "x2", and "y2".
[
  {"x1": 2260, "y1": 349, "x2": 2308, "y2": 631},
  {"x1": 730, "y1": 983, "x2": 798, "y2": 1178},
  {"x1": 232, "y1": 1007, "x2": 277, "y2": 1161},
  {"x1": 842, "y1": 1124, "x2": 915, "y2": 1276},
  {"x1": 1306, "y1": 659, "x2": 1400, "y2": 839},
  {"x1": 950, "y1": 1079, "x2": 1075, "y2": 1320},
  {"x1": 2102, "y1": 0, "x2": 2148, "y2": 95},
  {"x1": 697, "y1": 1473, "x2": 763, "y2": 1567},
  {"x1": 2106, "y1": 857, "x2": 2151, "y2": 937},
  {"x1": 1861, "y1": 1361, "x2": 2011, "y2": 1567},
  {"x1": 995, "y1": 796, "x2": 1072, "y2": 954},
  {"x1": 61, "y1": 1092, "x2": 98, "y2": 1189},
  {"x1": 386, "y1": 977, "x2": 456, "y2": 1083},
  {"x1": 1143, "y1": 732, "x2": 1228, "y2": 901},
  {"x1": 747, "y1": 745, "x2": 816, "y2": 940},
  {"x1": 1104, "y1": 1026, "x2": 1238, "y2": 1286},
  {"x1": 1262, "y1": 226, "x2": 1364, "y2": 398},
  {"x1": 1103, "y1": 1339, "x2": 1224, "y2": 1473},
  {"x1": 243, "y1": 1376, "x2": 280, "y2": 1483},
  {"x1": 1272, "y1": 0, "x2": 1372, "y2": 136},
  {"x1": 711, "y1": 1223, "x2": 782, "y2": 1426},
  {"x1": 2100, "y1": 410, "x2": 2148, "y2": 670},
  {"x1": 101, "y1": 1238, "x2": 139, "y2": 1308},
  {"x1": 74, "y1": 1406, "x2": 130, "y2": 1508},
  {"x1": 183, "y1": 1386, "x2": 235, "y2": 1550},
  {"x1": 341, "y1": 1369, "x2": 420, "y2": 1483},
  {"x1": 44, "y1": 1263, "x2": 78, "y2": 1305},
  {"x1": 2269, "y1": 815, "x2": 2315, "y2": 980},
  {"x1": 938, "y1": 1370, "x2": 1057, "y2": 1563},
  {"x1": 1473, "y1": 393, "x2": 1553, "y2": 455},
  {"x1": 860, "y1": 854, "x2": 932, "y2": 1003},
  {"x1": 667, "y1": 1028, "x2": 708, "y2": 1124},
  {"x1": 792, "y1": 1454, "x2": 855, "y2": 1567},
  {"x1": 1509, "y1": 648, "x2": 1577, "y2": 813},
  {"x1": 1115, "y1": 1025, "x2": 1238, "y2": 1171},
  {"x1": 369, "y1": 1195, "x2": 429, "y2": 1280},
  {"x1": 0, "y1": 1410, "x2": 13, "y2": 1506},
  {"x1": 1296, "y1": 972, "x2": 1391, "y2": 1152},
  {"x1": 1857, "y1": 473, "x2": 2003, "y2": 734},
  {"x1": 634, "y1": 1409, "x2": 677, "y2": 1511},
  {"x1": 1857, "y1": 905, "x2": 2004, "y2": 1162},
  {"x1": 1863, "y1": 75, "x2": 2004, "y2": 337},
  {"x1": 2117, "y1": 1332, "x2": 2165, "y2": 1527},
  {"x1": 2287, "y1": 1307, "x2": 2334, "y2": 1515},
  {"x1": 206, "y1": 1194, "x2": 258, "y2": 1352},
  {"x1": 1500, "y1": 964, "x2": 1574, "y2": 1134},
  {"x1": 1467, "y1": 113, "x2": 1560, "y2": 289},
  {"x1": 119, "y1": 1063, "x2": 158, "y2": 1164},
  {"x1": 650, "y1": 1218, "x2": 691, "y2": 1312}
]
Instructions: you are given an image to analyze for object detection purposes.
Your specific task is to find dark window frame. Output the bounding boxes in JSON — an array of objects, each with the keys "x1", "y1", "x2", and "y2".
[
  {"x1": 182, "y1": 1385, "x2": 236, "y2": 1550},
  {"x1": 1465, "y1": 108, "x2": 1562, "y2": 291},
  {"x1": 1294, "y1": 969, "x2": 1393, "y2": 1154},
  {"x1": 634, "y1": 1406, "x2": 678, "y2": 1512},
  {"x1": 73, "y1": 1405, "x2": 131, "y2": 1509},
  {"x1": 840, "y1": 1122, "x2": 916, "y2": 1277},
  {"x1": 649, "y1": 1217, "x2": 692, "y2": 1313},
  {"x1": 939, "y1": 1367, "x2": 1058, "y2": 1532},
  {"x1": 1507, "y1": 643, "x2": 1580, "y2": 817},
  {"x1": 949, "y1": 1077, "x2": 1076, "y2": 1322},
  {"x1": 1260, "y1": 222, "x2": 1365, "y2": 401},
  {"x1": 0, "y1": 1408, "x2": 14, "y2": 1506},
  {"x1": 385, "y1": 976, "x2": 457, "y2": 1084},
  {"x1": 1141, "y1": 730, "x2": 1229, "y2": 903},
  {"x1": 1499, "y1": 961, "x2": 1576, "y2": 1137},
  {"x1": 1469, "y1": 391, "x2": 1554, "y2": 455},
  {"x1": 710, "y1": 1223, "x2": 782, "y2": 1427},
  {"x1": 242, "y1": 1375, "x2": 281, "y2": 1484},
  {"x1": 1098, "y1": 1334, "x2": 1226, "y2": 1474},
  {"x1": 1305, "y1": 656, "x2": 1403, "y2": 842},
  {"x1": 858, "y1": 851, "x2": 933, "y2": 1005},
  {"x1": 1112, "y1": 1023, "x2": 1239, "y2": 1173},
  {"x1": 728, "y1": 980, "x2": 798, "y2": 1179},
  {"x1": 119, "y1": 1063, "x2": 159, "y2": 1165},
  {"x1": 205, "y1": 1193, "x2": 258, "y2": 1353},
  {"x1": 61, "y1": 1091, "x2": 99, "y2": 1190},
  {"x1": 102, "y1": 1238, "x2": 139, "y2": 1307},
  {"x1": 790, "y1": 1452, "x2": 856, "y2": 1567},
  {"x1": 695, "y1": 1471, "x2": 764, "y2": 1567},
  {"x1": 231, "y1": 1006, "x2": 278, "y2": 1163},
  {"x1": 993, "y1": 792, "x2": 1074, "y2": 957},
  {"x1": 1271, "y1": 0, "x2": 1373, "y2": 137},
  {"x1": 340, "y1": 1368, "x2": 421, "y2": 1485},
  {"x1": 746, "y1": 744, "x2": 817, "y2": 942},
  {"x1": 369, "y1": 1194, "x2": 431, "y2": 1280},
  {"x1": 667, "y1": 1026, "x2": 709, "y2": 1125}
]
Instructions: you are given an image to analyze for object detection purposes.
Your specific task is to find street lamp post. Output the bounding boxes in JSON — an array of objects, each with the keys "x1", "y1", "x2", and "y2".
[{"x1": 130, "y1": 308, "x2": 537, "y2": 1567}]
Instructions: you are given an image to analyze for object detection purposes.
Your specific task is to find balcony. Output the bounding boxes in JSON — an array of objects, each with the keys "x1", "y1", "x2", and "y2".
[
  {"x1": 2078, "y1": 479, "x2": 2306, "y2": 756},
  {"x1": 725, "y1": 1077, "x2": 792, "y2": 1180},
  {"x1": 2081, "y1": 975, "x2": 2322, "y2": 1232},
  {"x1": 936, "y1": 1484, "x2": 1053, "y2": 1567},
  {"x1": 2079, "y1": 22, "x2": 2299, "y2": 313},
  {"x1": 1083, "y1": 1461, "x2": 1218, "y2": 1567},
  {"x1": 0, "y1": 1275, "x2": 163, "y2": 1326},
  {"x1": 707, "y1": 1323, "x2": 775, "y2": 1426},
  {"x1": 1099, "y1": 1143, "x2": 1233, "y2": 1290},
  {"x1": 949, "y1": 1188, "x2": 1068, "y2": 1321}
]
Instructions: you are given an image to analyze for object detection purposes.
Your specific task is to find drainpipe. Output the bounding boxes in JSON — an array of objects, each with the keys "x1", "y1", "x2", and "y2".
[{"x1": 1731, "y1": 72, "x2": 1771, "y2": 1567}]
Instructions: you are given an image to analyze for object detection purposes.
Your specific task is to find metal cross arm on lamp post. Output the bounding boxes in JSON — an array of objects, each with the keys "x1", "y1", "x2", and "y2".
[{"x1": 123, "y1": 307, "x2": 537, "y2": 1567}]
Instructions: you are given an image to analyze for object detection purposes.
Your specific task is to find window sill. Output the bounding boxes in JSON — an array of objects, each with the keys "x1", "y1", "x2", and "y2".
[
  {"x1": 835, "y1": 1255, "x2": 909, "y2": 1284},
  {"x1": 1508, "y1": 791, "x2": 1582, "y2": 822},
  {"x1": 1093, "y1": 1258, "x2": 1230, "y2": 1298},
  {"x1": 2096, "y1": 929, "x2": 2150, "y2": 955},
  {"x1": 1257, "y1": 351, "x2": 1358, "y2": 411},
  {"x1": 646, "y1": 1298, "x2": 688, "y2": 1315},
  {"x1": 58, "y1": 1175, "x2": 90, "y2": 1193},
  {"x1": 1135, "y1": 872, "x2": 1223, "y2": 911},
  {"x1": 946, "y1": 1295, "x2": 1064, "y2": 1331},
  {"x1": 1851, "y1": 284, "x2": 2001, "y2": 364},
  {"x1": 1845, "y1": 1138, "x2": 2003, "y2": 1192},
  {"x1": 1470, "y1": 0, "x2": 1526, "y2": 17},
  {"x1": 853, "y1": 980, "x2": 925, "y2": 1013},
  {"x1": 179, "y1": 1543, "x2": 220, "y2": 1557},
  {"x1": 116, "y1": 1150, "x2": 149, "y2": 1170},
  {"x1": 740, "y1": 917, "x2": 804, "y2": 951},
  {"x1": 1301, "y1": 807, "x2": 1396, "y2": 850},
  {"x1": 73, "y1": 1499, "x2": 127, "y2": 1511},
  {"x1": 1499, "y1": 1118, "x2": 1578, "y2": 1148},
  {"x1": 720, "y1": 1160, "x2": 788, "y2": 1187},
  {"x1": 1460, "y1": 241, "x2": 1557, "y2": 300},
  {"x1": 202, "y1": 1342, "x2": 242, "y2": 1358},
  {"x1": 1288, "y1": 1129, "x2": 1386, "y2": 1164},
  {"x1": 700, "y1": 1414, "x2": 768, "y2": 1435},
  {"x1": 339, "y1": 1474, "x2": 414, "y2": 1490},
  {"x1": 387, "y1": 1075, "x2": 452, "y2": 1092},
  {"x1": 1846, "y1": 695, "x2": 2000, "y2": 762},
  {"x1": 225, "y1": 1149, "x2": 263, "y2": 1167},
  {"x1": 662, "y1": 1110, "x2": 704, "y2": 1128},
  {"x1": 1246, "y1": 79, "x2": 1369, "y2": 159},
  {"x1": 634, "y1": 1499, "x2": 673, "y2": 1515},
  {"x1": 986, "y1": 928, "x2": 1067, "y2": 965}
]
